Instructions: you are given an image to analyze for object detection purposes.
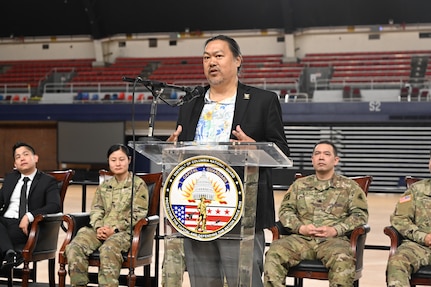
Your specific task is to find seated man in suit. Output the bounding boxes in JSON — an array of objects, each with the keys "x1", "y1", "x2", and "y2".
[
  {"x1": 264, "y1": 140, "x2": 369, "y2": 287},
  {"x1": 386, "y1": 149, "x2": 431, "y2": 287},
  {"x1": 0, "y1": 142, "x2": 61, "y2": 269}
]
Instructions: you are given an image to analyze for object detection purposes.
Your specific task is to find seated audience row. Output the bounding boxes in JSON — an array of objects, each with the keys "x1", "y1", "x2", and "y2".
[{"x1": 1, "y1": 140, "x2": 430, "y2": 286}]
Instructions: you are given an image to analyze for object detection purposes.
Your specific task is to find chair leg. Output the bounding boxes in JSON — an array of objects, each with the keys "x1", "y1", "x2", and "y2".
[
  {"x1": 22, "y1": 261, "x2": 30, "y2": 287},
  {"x1": 7, "y1": 267, "x2": 13, "y2": 287},
  {"x1": 48, "y1": 258, "x2": 55, "y2": 287},
  {"x1": 58, "y1": 263, "x2": 67, "y2": 287},
  {"x1": 294, "y1": 278, "x2": 303, "y2": 287},
  {"x1": 144, "y1": 265, "x2": 151, "y2": 287},
  {"x1": 127, "y1": 268, "x2": 137, "y2": 287},
  {"x1": 30, "y1": 261, "x2": 38, "y2": 282}
]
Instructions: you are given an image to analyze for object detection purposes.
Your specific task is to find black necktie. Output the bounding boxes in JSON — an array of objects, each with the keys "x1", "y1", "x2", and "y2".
[{"x1": 19, "y1": 177, "x2": 30, "y2": 219}]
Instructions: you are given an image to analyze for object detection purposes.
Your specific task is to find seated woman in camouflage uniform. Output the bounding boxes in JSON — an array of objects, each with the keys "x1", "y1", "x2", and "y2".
[{"x1": 65, "y1": 144, "x2": 149, "y2": 287}]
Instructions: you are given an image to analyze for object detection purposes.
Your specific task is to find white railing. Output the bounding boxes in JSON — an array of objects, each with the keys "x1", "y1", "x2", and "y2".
[
  {"x1": 313, "y1": 77, "x2": 431, "y2": 90},
  {"x1": 43, "y1": 82, "x2": 148, "y2": 94},
  {"x1": 43, "y1": 77, "x2": 300, "y2": 94},
  {"x1": 0, "y1": 83, "x2": 32, "y2": 94},
  {"x1": 282, "y1": 92, "x2": 309, "y2": 103}
]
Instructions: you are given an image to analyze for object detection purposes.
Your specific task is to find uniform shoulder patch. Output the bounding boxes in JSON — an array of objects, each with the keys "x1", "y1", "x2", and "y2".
[{"x1": 399, "y1": 195, "x2": 411, "y2": 203}]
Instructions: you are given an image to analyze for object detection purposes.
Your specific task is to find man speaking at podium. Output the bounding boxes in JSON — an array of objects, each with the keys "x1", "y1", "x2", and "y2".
[{"x1": 167, "y1": 35, "x2": 290, "y2": 287}]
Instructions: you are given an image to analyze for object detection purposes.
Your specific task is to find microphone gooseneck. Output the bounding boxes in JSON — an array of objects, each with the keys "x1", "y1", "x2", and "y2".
[
  {"x1": 122, "y1": 75, "x2": 205, "y2": 107},
  {"x1": 122, "y1": 76, "x2": 167, "y2": 88},
  {"x1": 122, "y1": 76, "x2": 191, "y2": 92},
  {"x1": 176, "y1": 86, "x2": 205, "y2": 106}
]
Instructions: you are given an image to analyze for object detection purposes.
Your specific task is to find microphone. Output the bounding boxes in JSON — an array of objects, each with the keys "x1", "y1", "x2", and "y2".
[
  {"x1": 122, "y1": 76, "x2": 195, "y2": 93},
  {"x1": 176, "y1": 86, "x2": 205, "y2": 106},
  {"x1": 122, "y1": 76, "x2": 167, "y2": 87}
]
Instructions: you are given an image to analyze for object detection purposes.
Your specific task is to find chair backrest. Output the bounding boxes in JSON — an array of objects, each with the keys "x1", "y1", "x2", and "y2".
[
  {"x1": 27, "y1": 213, "x2": 64, "y2": 257},
  {"x1": 349, "y1": 175, "x2": 373, "y2": 195},
  {"x1": 295, "y1": 172, "x2": 372, "y2": 195},
  {"x1": 405, "y1": 176, "x2": 422, "y2": 188},
  {"x1": 139, "y1": 173, "x2": 163, "y2": 216},
  {"x1": 99, "y1": 169, "x2": 163, "y2": 216},
  {"x1": 46, "y1": 169, "x2": 75, "y2": 210},
  {"x1": 419, "y1": 90, "x2": 429, "y2": 101}
]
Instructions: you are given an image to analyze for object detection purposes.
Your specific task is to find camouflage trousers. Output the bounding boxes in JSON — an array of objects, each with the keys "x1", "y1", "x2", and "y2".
[
  {"x1": 64, "y1": 226, "x2": 131, "y2": 287},
  {"x1": 160, "y1": 236, "x2": 240, "y2": 287},
  {"x1": 264, "y1": 235, "x2": 355, "y2": 287},
  {"x1": 161, "y1": 237, "x2": 186, "y2": 287},
  {"x1": 386, "y1": 240, "x2": 431, "y2": 287}
]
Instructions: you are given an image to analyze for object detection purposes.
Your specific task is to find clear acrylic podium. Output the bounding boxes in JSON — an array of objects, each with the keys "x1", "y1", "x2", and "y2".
[{"x1": 130, "y1": 141, "x2": 293, "y2": 287}]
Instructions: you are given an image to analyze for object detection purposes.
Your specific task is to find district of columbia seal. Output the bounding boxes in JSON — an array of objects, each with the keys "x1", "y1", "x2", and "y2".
[{"x1": 163, "y1": 155, "x2": 244, "y2": 241}]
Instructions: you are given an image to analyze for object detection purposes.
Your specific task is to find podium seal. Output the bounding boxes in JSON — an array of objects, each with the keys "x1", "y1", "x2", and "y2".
[{"x1": 163, "y1": 155, "x2": 244, "y2": 241}]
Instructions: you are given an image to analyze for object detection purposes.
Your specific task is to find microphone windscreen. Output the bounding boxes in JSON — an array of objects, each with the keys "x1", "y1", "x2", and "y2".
[{"x1": 193, "y1": 86, "x2": 205, "y2": 96}]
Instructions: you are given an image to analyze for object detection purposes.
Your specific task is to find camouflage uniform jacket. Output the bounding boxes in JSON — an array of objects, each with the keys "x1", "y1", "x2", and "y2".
[
  {"x1": 390, "y1": 178, "x2": 431, "y2": 245},
  {"x1": 90, "y1": 172, "x2": 149, "y2": 234},
  {"x1": 279, "y1": 174, "x2": 368, "y2": 237}
]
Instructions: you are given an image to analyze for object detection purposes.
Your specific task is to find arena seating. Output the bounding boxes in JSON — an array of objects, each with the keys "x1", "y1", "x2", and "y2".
[
  {"x1": 1, "y1": 52, "x2": 429, "y2": 103},
  {"x1": 148, "y1": 56, "x2": 206, "y2": 85},
  {"x1": 283, "y1": 125, "x2": 431, "y2": 193},
  {"x1": 148, "y1": 54, "x2": 302, "y2": 89},
  {"x1": 241, "y1": 55, "x2": 303, "y2": 87},
  {"x1": 302, "y1": 50, "x2": 431, "y2": 90},
  {"x1": 70, "y1": 58, "x2": 148, "y2": 84},
  {"x1": 420, "y1": 89, "x2": 430, "y2": 101},
  {"x1": 0, "y1": 59, "x2": 94, "y2": 88}
]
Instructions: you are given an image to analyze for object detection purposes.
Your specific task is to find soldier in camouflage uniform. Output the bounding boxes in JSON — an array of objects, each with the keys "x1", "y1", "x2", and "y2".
[
  {"x1": 161, "y1": 237, "x2": 186, "y2": 287},
  {"x1": 386, "y1": 151, "x2": 431, "y2": 287},
  {"x1": 264, "y1": 140, "x2": 369, "y2": 287},
  {"x1": 65, "y1": 144, "x2": 149, "y2": 287}
]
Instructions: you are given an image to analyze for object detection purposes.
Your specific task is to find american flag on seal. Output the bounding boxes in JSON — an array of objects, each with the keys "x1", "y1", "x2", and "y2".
[{"x1": 172, "y1": 204, "x2": 236, "y2": 231}]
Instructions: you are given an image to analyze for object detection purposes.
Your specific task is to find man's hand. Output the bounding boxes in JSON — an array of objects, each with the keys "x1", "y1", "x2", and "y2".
[
  {"x1": 96, "y1": 226, "x2": 115, "y2": 241},
  {"x1": 425, "y1": 233, "x2": 431, "y2": 247},
  {"x1": 231, "y1": 125, "x2": 255, "y2": 142},
  {"x1": 19, "y1": 215, "x2": 30, "y2": 236},
  {"x1": 167, "y1": 125, "x2": 182, "y2": 142},
  {"x1": 299, "y1": 224, "x2": 337, "y2": 238}
]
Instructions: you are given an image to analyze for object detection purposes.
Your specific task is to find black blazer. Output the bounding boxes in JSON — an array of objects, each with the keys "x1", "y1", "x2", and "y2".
[
  {"x1": 176, "y1": 82, "x2": 290, "y2": 230},
  {"x1": 0, "y1": 169, "x2": 61, "y2": 217}
]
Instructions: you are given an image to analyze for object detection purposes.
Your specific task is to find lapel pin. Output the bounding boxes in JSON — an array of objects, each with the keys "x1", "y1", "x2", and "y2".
[{"x1": 243, "y1": 93, "x2": 250, "y2": 100}]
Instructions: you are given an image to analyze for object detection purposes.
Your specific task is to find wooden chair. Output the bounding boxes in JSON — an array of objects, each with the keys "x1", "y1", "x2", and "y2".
[
  {"x1": 269, "y1": 174, "x2": 372, "y2": 287},
  {"x1": 58, "y1": 171, "x2": 162, "y2": 287},
  {"x1": 47, "y1": 169, "x2": 76, "y2": 212},
  {"x1": 383, "y1": 176, "x2": 431, "y2": 287},
  {"x1": 404, "y1": 176, "x2": 422, "y2": 189},
  {"x1": 0, "y1": 169, "x2": 75, "y2": 287}
]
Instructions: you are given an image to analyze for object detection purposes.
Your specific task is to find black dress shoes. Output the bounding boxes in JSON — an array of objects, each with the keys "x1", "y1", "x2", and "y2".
[{"x1": 1, "y1": 250, "x2": 23, "y2": 270}]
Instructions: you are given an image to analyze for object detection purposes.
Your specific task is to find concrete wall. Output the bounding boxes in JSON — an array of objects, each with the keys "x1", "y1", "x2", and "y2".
[
  {"x1": 293, "y1": 25, "x2": 431, "y2": 58},
  {"x1": 313, "y1": 89, "x2": 401, "y2": 102},
  {"x1": 1, "y1": 25, "x2": 430, "y2": 62}
]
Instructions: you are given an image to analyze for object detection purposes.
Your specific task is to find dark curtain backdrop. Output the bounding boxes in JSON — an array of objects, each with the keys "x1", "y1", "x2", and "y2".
[{"x1": 1, "y1": 0, "x2": 430, "y2": 39}]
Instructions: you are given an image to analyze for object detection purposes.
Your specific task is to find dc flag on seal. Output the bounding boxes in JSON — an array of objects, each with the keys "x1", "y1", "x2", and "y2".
[{"x1": 172, "y1": 204, "x2": 236, "y2": 231}]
